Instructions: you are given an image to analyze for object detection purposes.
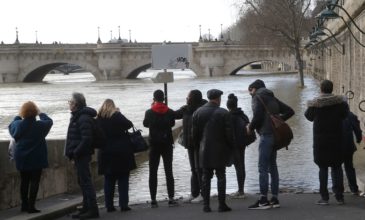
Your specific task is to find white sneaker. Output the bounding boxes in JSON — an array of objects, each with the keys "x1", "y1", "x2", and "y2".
[
  {"x1": 230, "y1": 191, "x2": 245, "y2": 199},
  {"x1": 183, "y1": 195, "x2": 195, "y2": 203},
  {"x1": 191, "y1": 195, "x2": 204, "y2": 203}
]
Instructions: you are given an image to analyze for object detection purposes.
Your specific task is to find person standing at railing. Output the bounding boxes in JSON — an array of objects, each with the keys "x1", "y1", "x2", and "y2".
[
  {"x1": 8, "y1": 101, "x2": 53, "y2": 213},
  {"x1": 175, "y1": 90, "x2": 207, "y2": 203}
]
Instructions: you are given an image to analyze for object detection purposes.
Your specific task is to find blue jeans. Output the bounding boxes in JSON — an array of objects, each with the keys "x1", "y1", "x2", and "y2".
[
  {"x1": 104, "y1": 172, "x2": 130, "y2": 209},
  {"x1": 74, "y1": 155, "x2": 98, "y2": 210},
  {"x1": 258, "y1": 134, "x2": 279, "y2": 197}
]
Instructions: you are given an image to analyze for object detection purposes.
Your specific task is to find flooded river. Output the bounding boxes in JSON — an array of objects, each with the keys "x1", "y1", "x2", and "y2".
[{"x1": 0, "y1": 71, "x2": 322, "y2": 203}]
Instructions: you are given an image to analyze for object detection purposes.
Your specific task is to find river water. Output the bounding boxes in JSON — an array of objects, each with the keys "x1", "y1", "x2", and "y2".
[{"x1": 0, "y1": 71, "x2": 323, "y2": 203}]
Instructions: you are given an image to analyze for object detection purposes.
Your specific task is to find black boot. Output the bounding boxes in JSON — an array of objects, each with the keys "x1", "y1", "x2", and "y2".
[
  {"x1": 79, "y1": 207, "x2": 99, "y2": 219},
  {"x1": 72, "y1": 207, "x2": 88, "y2": 219},
  {"x1": 218, "y1": 203, "x2": 232, "y2": 212}
]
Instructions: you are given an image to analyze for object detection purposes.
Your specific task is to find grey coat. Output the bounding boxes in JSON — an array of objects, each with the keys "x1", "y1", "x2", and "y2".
[{"x1": 192, "y1": 102, "x2": 234, "y2": 168}]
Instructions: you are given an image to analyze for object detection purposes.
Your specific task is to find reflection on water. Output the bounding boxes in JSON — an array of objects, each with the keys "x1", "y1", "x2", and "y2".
[{"x1": 0, "y1": 71, "x2": 322, "y2": 203}]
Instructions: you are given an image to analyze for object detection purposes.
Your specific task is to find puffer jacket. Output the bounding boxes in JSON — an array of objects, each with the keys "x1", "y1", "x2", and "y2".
[
  {"x1": 304, "y1": 94, "x2": 348, "y2": 167},
  {"x1": 192, "y1": 102, "x2": 234, "y2": 168},
  {"x1": 9, "y1": 113, "x2": 53, "y2": 171},
  {"x1": 249, "y1": 88, "x2": 294, "y2": 135},
  {"x1": 65, "y1": 107, "x2": 97, "y2": 160}
]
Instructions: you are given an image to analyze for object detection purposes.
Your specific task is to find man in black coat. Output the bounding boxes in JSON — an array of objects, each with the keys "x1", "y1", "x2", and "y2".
[
  {"x1": 143, "y1": 90, "x2": 177, "y2": 208},
  {"x1": 192, "y1": 89, "x2": 234, "y2": 213},
  {"x1": 65, "y1": 92, "x2": 99, "y2": 219},
  {"x1": 305, "y1": 80, "x2": 348, "y2": 205},
  {"x1": 247, "y1": 79, "x2": 294, "y2": 210}
]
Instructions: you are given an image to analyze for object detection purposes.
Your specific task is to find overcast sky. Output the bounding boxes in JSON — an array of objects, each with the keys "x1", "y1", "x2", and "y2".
[{"x1": 0, "y1": 0, "x2": 239, "y2": 44}]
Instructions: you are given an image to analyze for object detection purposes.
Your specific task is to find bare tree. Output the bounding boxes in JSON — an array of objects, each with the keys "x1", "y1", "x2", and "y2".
[{"x1": 238, "y1": 0, "x2": 312, "y2": 87}]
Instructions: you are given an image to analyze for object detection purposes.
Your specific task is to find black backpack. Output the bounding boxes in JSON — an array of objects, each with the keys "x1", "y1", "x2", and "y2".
[
  {"x1": 241, "y1": 113, "x2": 257, "y2": 146},
  {"x1": 92, "y1": 118, "x2": 107, "y2": 149}
]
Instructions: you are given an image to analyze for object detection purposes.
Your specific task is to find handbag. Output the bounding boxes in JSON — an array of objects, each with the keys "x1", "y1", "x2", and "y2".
[
  {"x1": 257, "y1": 96, "x2": 293, "y2": 150},
  {"x1": 128, "y1": 127, "x2": 149, "y2": 153},
  {"x1": 8, "y1": 138, "x2": 16, "y2": 161},
  {"x1": 177, "y1": 131, "x2": 185, "y2": 146}
]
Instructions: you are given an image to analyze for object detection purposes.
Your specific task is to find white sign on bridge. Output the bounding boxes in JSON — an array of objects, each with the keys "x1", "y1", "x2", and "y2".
[{"x1": 151, "y1": 44, "x2": 192, "y2": 70}]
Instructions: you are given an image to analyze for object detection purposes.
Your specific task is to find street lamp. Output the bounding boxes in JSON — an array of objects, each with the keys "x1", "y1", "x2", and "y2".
[
  {"x1": 318, "y1": 0, "x2": 365, "y2": 47},
  {"x1": 129, "y1": 29, "x2": 132, "y2": 43},
  {"x1": 208, "y1": 28, "x2": 210, "y2": 41},
  {"x1": 118, "y1": 26, "x2": 121, "y2": 41},
  {"x1": 15, "y1": 27, "x2": 19, "y2": 44},
  {"x1": 199, "y1": 25, "x2": 202, "y2": 42},
  {"x1": 35, "y1": 30, "x2": 38, "y2": 44},
  {"x1": 110, "y1": 30, "x2": 113, "y2": 41},
  {"x1": 97, "y1": 26, "x2": 102, "y2": 44}
]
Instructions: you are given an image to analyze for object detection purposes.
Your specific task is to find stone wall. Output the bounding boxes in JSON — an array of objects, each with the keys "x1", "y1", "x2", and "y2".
[
  {"x1": 306, "y1": 0, "x2": 365, "y2": 130},
  {"x1": 0, "y1": 123, "x2": 182, "y2": 210}
]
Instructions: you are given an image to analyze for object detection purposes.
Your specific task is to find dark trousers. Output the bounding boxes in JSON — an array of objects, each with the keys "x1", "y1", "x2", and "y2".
[
  {"x1": 75, "y1": 155, "x2": 98, "y2": 211},
  {"x1": 202, "y1": 168, "x2": 226, "y2": 207},
  {"x1": 20, "y1": 169, "x2": 42, "y2": 210},
  {"x1": 319, "y1": 165, "x2": 344, "y2": 200},
  {"x1": 149, "y1": 145, "x2": 174, "y2": 201},
  {"x1": 343, "y1": 153, "x2": 359, "y2": 193},
  {"x1": 104, "y1": 172, "x2": 130, "y2": 209},
  {"x1": 233, "y1": 147, "x2": 246, "y2": 193},
  {"x1": 187, "y1": 148, "x2": 202, "y2": 197}
]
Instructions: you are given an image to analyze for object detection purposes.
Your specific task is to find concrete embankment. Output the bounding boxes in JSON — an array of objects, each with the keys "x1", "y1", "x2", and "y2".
[{"x1": 0, "y1": 122, "x2": 182, "y2": 210}]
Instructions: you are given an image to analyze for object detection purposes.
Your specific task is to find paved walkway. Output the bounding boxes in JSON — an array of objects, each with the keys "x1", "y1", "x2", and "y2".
[
  {"x1": 2, "y1": 142, "x2": 365, "y2": 220},
  {"x1": 2, "y1": 193, "x2": 365, "y2": 220}
]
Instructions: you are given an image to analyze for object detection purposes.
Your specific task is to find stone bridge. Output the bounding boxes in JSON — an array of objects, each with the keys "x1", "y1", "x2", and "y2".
[{"x1": 0, "y1": 41, "x2": 296, "y2": 83}]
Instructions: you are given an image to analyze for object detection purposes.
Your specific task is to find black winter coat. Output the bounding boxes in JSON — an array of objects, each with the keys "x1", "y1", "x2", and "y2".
[
  {"x1": 229, "y1": 108, "x2": 249, "y2": 150},
  {"x1": 143, "y1": 102, "x2": 175, "y2": 147},
  {"x1": 304, "y1": 94, "x2": 348, "y2": 167},
  {"x1": 192, "y1": 102, "x2": 234, "y2": 168},
  {"x1": 175, "y1": 99, "x2": 207, "y2": 149},
  {"x1": 249, "y1": 88, "x2": 294, "y2": 135},
  {"x1": 65, "y1": 107, "x2": 97, "y2": 160},
  {"x1": 342, "y1": 111, "x2": 363, "y2": 158},
  {"x1": 97, "y1": 111, "x2": 136, "y2": 175}
]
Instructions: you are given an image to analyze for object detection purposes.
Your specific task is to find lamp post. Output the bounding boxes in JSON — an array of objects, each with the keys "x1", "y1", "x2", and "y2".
[
  {"x1": 15, "y1": 27, "x2": 19, "y2": 44},
  {"x1": 97, "y1": 26, "x2": 102, "y2": 44},
  {"x1": 199, "y1": 25, "x2": 202, "y2": 42},
  {"x1": 129, "y1": 29, "x2": 131, "y2": 43},
  {"x1": 35, "y1": 30, "x2": 38, "y2": 44},
  {"x1": 110, "y1": 30, "x2": 113, "y2": 41},
  {"x1": 208, "y1": 28, "x2": 210, "y2": 41},
  {"x1": 118, "y1": 26, "x2": 121, "y2": 41}
]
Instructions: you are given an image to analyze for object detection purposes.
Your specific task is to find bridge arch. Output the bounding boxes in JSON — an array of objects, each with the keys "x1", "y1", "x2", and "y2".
[
  {"x1": 227, "y1": 59, "x2": 295, "y2": 76},
  {"x1": 19, "y1": 60, "x2": 102, "y2": 82},
  {"x1": 126, "y1": 63, "x2": 151, "y2": 79}
]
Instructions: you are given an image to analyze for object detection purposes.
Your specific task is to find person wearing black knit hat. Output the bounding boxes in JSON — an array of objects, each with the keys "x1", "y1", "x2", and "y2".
[
  {"x1": 226, "y1": 93, "x2": 252, "y2": 199},
  {"x1": 248, "y1": 79, "x2": 266, "y2": 92}
]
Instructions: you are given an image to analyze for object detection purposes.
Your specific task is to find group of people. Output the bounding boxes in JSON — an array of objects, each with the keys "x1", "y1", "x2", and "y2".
[{"x1": 7, "y1": 78, "x2": 363, "y2": 219}]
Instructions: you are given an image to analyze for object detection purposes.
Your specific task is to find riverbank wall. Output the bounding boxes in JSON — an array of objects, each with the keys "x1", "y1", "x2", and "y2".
[
  {"x1": 306, "y1": 0, "x2": 365, "y2": 128},
  {"x1": 0, "y1": 123, "x2": 182, "y2": 210},
  {"x1": 306, "y1": 0, "x2": 365, "y2": 191}
]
